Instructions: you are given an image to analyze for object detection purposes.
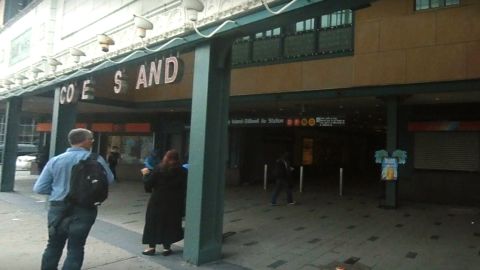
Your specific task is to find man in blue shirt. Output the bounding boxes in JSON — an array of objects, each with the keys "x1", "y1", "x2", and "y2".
[{"x1": 34, "y1": 128, "x2": 114, "y2": 270}]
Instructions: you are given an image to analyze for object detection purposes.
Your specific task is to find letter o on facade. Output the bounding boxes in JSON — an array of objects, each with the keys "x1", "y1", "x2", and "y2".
[
  {"x1": 66, "y1": 83, "x2": 76, "y2": 103},
  {"x1": 60, "y1": 86, "x2": 67, "y2": 104}
]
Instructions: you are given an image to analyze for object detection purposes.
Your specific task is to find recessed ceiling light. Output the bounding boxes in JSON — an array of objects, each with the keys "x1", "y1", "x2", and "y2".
[{"x1": 435, "y1": 97, "x2": 440, "y2": 101}]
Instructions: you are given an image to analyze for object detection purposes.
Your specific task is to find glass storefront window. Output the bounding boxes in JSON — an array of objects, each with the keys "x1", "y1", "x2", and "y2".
[{"x1": 108, "y1": 135, "x2": 153, "y2": 164}]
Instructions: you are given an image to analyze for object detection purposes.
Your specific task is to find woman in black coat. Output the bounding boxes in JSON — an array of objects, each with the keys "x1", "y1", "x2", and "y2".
[{"x1": 140, "y1": 149, "x2": 187, "y2": 256}]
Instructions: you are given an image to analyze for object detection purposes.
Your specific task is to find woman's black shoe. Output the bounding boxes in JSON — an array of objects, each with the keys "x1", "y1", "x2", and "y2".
[
  {"x1": 162, "y1": 249, "x2": 172, "y2": 256},
  {"x1": 142, "y1": 248, "x2": 156, "y2": 255}
]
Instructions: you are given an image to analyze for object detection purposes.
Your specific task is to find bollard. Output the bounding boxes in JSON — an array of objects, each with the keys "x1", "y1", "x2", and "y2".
[
  {"x1": 263, "y1": 164, "x2": 268, "y2": 190},
  {"x1": 299, "y1": 166, "x2": 304, "y2": 193},
  {"x1": 339, "y1": 167, "x2": 343, "y2": 196}
]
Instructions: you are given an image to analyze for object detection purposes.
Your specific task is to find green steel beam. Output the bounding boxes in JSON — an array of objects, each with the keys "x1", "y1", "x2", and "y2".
[
  {"x1": 384, "y1": 97, "x2": 398, "y2": 208},
  {"x1": 184, "y1": 38, "x2": 232, "y2": 265},
  {"x1": 19, "y1": 78, "x2": 480, "y2": 114},
  {"x1": 0, "y1": 97, "x2": 22, "y2": 192},
  {"x1": 49, "y1": 88, "x2": 77, "y2": 157}
]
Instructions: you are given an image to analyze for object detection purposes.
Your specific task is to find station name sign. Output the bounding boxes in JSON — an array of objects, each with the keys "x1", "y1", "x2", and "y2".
[{"x1": 57, "y1": 56, "x2": 182, "y2": 104}]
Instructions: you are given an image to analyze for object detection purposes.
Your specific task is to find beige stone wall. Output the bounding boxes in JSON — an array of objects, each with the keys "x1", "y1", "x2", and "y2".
[
  {"x1": 230, "y1": 0, "x2": 480, "y2": 96},
  {"x1": 108, "y1": 0, "x2": 480, "y2": 102}
]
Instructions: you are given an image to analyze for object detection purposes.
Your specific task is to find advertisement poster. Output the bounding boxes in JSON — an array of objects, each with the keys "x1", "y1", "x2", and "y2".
[{"x1": 381, "y1": 158, "x2": 398, "y2": 181}]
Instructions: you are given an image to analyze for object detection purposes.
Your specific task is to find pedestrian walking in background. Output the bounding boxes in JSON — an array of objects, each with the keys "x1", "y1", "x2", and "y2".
[
  {"x1": 37, "y1": 142, "x2": 50, "y2": 173},
  {"x1": 143, "y1": 149, "x2": 162, "y2": 170},
  {"x1": 140, "y1": 149, "x2": 187, "y2": 256},
  {"x1": 107, "y1": 146, "x2": 121, "y2": 181},
  {"x1": 33, "y1": 128, "x2": 114, "y2": 270},
  {"x1": 271, "y1": 152, "x2": 296, "y2": 206}
]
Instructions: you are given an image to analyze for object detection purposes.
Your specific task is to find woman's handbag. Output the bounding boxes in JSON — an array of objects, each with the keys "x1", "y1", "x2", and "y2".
[{"x1": 143, "y1": 172, "x2": 154, "y2": 193}]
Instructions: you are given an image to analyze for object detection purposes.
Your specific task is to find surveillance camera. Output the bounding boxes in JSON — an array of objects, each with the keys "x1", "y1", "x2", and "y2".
[
  {"x1": 97, "y1": 34, "x2": 115, "y2": 52},
  {"x1": 15, "y1": 74, "x2": 28, "y2": 84},
  {"x1": 70, "y1": 48, "x2": 86, "y2": 63},
  {"x1": 133, "y1": 15, "x2": 154, "y2": 38},
  {"x1": 15, "y1": 74, "x2": 28, "y2": 80},
  {"x1": 70, "y1": 48, "x2": 86, "y2": 57},
  {"x1": 31, "y1": 67, "x2": 43, "y2": 79},
  {"x1": 2, "y1": 79, "x2": 14, "y2": 86},
  {"x1": 31, "y1": 67, "x2": 43, "y2": 74},
  {"x1": 48, "y1": 57, "x2": 62, "y2": 67},
  {"x1": 182, "y1": 0, "x2": 204, "y2": 21}
]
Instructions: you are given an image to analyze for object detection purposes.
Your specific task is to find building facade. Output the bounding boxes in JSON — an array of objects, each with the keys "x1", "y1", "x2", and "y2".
[{"x1": 0, "y1": 0, "x2": 479, "y2": 264}]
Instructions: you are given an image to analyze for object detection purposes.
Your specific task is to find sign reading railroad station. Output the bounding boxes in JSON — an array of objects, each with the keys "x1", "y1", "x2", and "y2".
[{"x1": 57, "y1": 56, "x2": 182, "y2": 104}]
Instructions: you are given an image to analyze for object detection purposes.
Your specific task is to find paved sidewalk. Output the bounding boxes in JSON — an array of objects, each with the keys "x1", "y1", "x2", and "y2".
[
  {"x1": 2, "y1": 171, "x2": 480, "y2": 269},
  {"x1": 0, "y1": 194, "x2": 168, "y2": 270}
]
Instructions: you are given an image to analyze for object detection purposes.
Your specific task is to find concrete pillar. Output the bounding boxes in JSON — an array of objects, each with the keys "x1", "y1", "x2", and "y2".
[
  {"x1": 184, "y1": 38, "x2": 231, "y2": 265},
  {"x1": 0, "y1": 97, "x2": 22, "y2": 192},
  {"x1": 49, "y1": 88, "x2": 77, "y2": 157},
  {"x1": 385, "y1": 97, "x2": 398, "y2": 208}
]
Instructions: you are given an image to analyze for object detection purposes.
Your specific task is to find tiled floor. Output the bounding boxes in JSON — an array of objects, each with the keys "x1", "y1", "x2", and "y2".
[{"x1": 12, "y1": 172, "x2": 480, "y2": 270}]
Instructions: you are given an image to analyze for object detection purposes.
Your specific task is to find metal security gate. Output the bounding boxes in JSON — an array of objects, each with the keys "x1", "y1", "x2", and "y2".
[{"x1": 414, "y1": 132, "x2": 480, "y2": 172}]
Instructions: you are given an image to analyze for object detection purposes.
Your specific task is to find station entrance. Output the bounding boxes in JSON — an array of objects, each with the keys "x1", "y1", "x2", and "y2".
[
  {"x1": 231, "y1": 126, "x2": 384, "y2": 194},
  {"x1": 226, "y1": 96, "x2": 387, "y2": 196}
]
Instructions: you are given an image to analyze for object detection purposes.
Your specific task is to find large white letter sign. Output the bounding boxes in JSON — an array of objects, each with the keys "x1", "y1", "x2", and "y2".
[
  {"x1": 66, "y1": 83, "x2": 76, "y2": 103},
  {"x1": 114, "y1": 70, "x2": 123, "y2": 94},
  {"x1": 164, "y1": 56, "x2": 179, "y2": 84},
  {"x1": 148, "y1": 60, "x2": 162, "y2": 87},
  {"x1": 136, "y1": 64, "x2": 147, "y2": 90},
  {"x1": 59, "y1": 86, "x2": 67, "y2": 104},
  {"x1": 82, "y1": 79, "x2": 93, "y2": 100},
  {"x1": 59, "y1": 84, "x2": 78, "y2": 104}
]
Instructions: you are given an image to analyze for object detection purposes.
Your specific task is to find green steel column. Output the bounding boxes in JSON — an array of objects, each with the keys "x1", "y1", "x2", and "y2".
[
  {"x1": 184, "y1": 39, "x2": 231, "y2": 265},
  {"x1": 385, "y1": 97, "x2": 398, "y2": 208},
  {"x1": 0, "y1": 97, "x2": 22, "y2": 192},
  {"x1": 49, "y1": 88, "x2": 77, "y2": 157}
]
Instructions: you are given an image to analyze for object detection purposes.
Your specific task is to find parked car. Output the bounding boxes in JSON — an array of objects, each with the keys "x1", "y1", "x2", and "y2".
[
  {"x1": 0, "y1": 144, "x2": 38, "y2": 164},
  {"x1": 16, "y1": 154, "x2": 37, "y2": 171}
]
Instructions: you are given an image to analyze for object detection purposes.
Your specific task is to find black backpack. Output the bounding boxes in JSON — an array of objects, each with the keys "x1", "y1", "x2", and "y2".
[{"x1": 68, "y1": 153, "x2": 109, "y2": 208}]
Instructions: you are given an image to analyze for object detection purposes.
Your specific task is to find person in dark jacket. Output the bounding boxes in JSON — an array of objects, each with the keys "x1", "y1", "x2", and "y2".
[
  {"x1": 107, "y1": 146, "x2": 121, "y2": 181},
  {"x1": 37, "y1": 142, "x2": 50, "y2": 173},
  {"x1": 271, "y1": 152, "x2": 296, "y2": 206},
  {"x1": 140, "y1": 149, "x2": 187, "y2": 256}
]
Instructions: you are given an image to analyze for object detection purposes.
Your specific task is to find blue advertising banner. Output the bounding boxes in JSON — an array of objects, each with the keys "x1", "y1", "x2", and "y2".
[{"x1": 381, "y1": 158, "x2": 398, "y2": 181}]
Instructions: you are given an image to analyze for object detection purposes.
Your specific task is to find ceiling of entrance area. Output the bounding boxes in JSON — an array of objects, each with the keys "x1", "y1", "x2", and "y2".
[{"x1": 1, "y1": 88, "x2": 477, "y2": 133}]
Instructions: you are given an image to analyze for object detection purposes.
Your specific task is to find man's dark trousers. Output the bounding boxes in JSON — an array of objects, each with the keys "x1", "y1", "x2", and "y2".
[
  {"x1": 271, "y1": 178, "x2": 293, "y2": 204},
  {"x1": 41, "y1": 201, "x2": 97, "y2": 270}
]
